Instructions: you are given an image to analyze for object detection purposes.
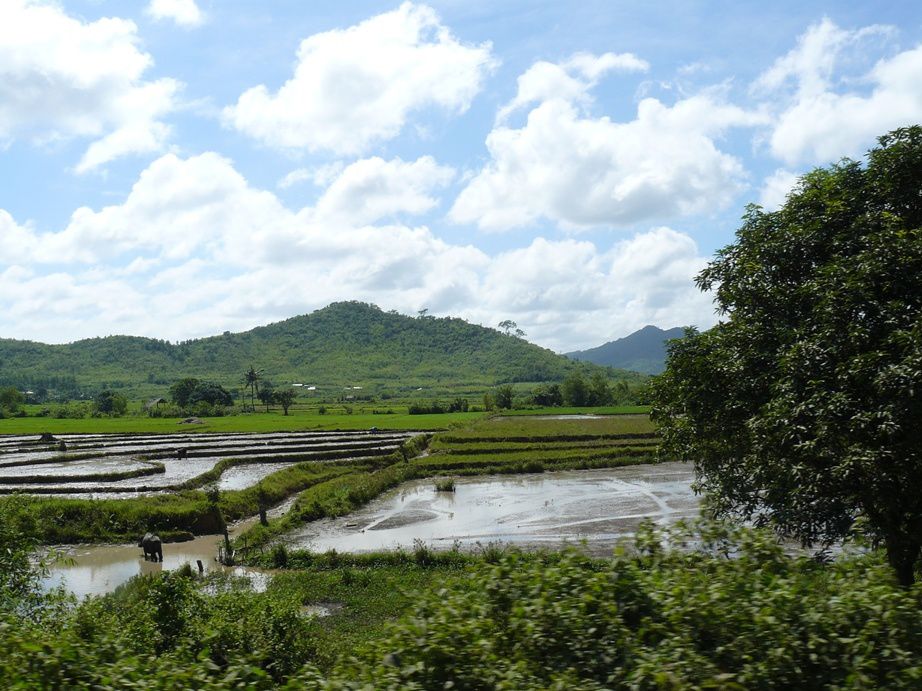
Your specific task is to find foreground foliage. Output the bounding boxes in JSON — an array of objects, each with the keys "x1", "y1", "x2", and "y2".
[
  {"x1": 653, "y1": 126, "x2": 922, "y2": 584},
  {"x1": 3, "y1": 523, "x2": 922, "y2": 688}
]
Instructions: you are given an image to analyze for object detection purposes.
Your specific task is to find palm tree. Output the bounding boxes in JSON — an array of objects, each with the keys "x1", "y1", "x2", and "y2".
[{"x1": 243, "y1": 365, "x2": 263, "y2": 412}]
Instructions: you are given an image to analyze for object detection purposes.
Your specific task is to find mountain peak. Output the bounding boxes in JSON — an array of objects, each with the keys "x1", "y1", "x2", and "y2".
[{"x1": 566, "y1": 325, "x2": 685, "y2": 374}]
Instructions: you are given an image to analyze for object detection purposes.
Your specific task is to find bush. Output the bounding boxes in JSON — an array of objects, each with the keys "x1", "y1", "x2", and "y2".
[
  {"x1": 326, "y1": 525, "x2": 922, "y2": 689},
  {"x1": 408, "y1": 401, "x2": 446, "y2": 415},
  {"x1": 494, "y1": 385, "x2": 514, "y2": 409},
  {"x1": 271, "y1": 544, "x2": 289, "y2": 568}
]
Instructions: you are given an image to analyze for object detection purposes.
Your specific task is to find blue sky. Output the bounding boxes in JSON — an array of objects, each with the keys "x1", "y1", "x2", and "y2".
[{"x1": 2, "y1": 0, "x2": 921, "y2": 351}]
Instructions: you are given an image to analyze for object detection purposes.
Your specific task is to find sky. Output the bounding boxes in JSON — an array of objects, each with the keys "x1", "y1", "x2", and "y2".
[{"x1": 2, "y1": 0, "x2": 921, "y2": 353}]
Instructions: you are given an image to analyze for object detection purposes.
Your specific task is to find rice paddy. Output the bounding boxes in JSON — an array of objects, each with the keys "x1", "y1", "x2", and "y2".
[{"x1": 0, "y1": 430, "x2": 417, "y2": 497}]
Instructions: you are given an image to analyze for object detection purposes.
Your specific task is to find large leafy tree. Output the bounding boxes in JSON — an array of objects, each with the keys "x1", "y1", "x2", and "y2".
[{"x1": 652, "y1": 127, "x2": 922, "y2": 585}]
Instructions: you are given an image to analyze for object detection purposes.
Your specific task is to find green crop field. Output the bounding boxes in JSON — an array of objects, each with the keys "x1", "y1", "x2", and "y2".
[
  {"x1": 0, "y1": 407, "x2": 485, "y2": 435},
  {"x1": 495, "y1": 405, "x2": 650, "y2": 416},
  {"x1": 437, "y1": 413, "x2": 656, "y2": 440}
]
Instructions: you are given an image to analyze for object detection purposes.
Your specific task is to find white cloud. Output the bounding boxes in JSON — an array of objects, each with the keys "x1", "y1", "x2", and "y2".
[
  {"x1": 463, "y1": 227, "x2": 713, "y2": 349},
  {"x1": 452, "y1": 88, "x2": 764, "y2": 231},
  {"x1": 497, "y1": 51, "x2": 648, "y2": 122},
  {"x1": 313, "y1": 156, "x2": 454, "y2": 225},
  {"x1": 0, "y1": 0, "x2": 181, "y2": 171},
  {"x1": 0, "y1": 153, "x2": 714, "y2": 350},
  {"x1": 145, "y1": 0, "x2": 204, "y2": 28},
  {"x1": 755, "y1": 19, "x2": 922, "y2": 165},
  {"x1": 278, "y1": 162, "x2": 350, "y2": 190},
  {"x1": 277, "y1": 169, "x2": 313, "y2": 190},
  {"x1": 223, "y1": 2, "x2": 496, "y2": 155},
  {"x1": 758, "y1": 169, "x2": 801, "y2": 210}
]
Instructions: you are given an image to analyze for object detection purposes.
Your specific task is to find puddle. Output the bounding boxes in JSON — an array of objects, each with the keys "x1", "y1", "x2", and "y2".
[{"x1": 286, "y1": 463, "x2": 699, "y2": 556}]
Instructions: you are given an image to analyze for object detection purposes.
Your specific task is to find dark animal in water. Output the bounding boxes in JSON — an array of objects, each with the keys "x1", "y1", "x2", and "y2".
[{"x1": 139, "y1": 533, "x2": 163, "y2": 562}]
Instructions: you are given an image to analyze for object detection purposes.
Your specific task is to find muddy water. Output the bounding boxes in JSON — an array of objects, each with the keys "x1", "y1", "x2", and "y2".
[
  {"x1": 43, "y1": 500, "x2": 296, "y2": 598},
  {"x1": 287, "y1": 462, "x2": 699, "y2": 556},
  {"x1": 42, "y1": 535, "x2": 263, "y2": 598}
]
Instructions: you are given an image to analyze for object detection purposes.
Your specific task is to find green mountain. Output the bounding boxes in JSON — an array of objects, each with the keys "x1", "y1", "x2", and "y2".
[
  {"x1": 566, "y1": 325, "x2": 685, "y2": 374},
  {"x1": 0, "y1": 302, "x2": 629, "y2": 398}
]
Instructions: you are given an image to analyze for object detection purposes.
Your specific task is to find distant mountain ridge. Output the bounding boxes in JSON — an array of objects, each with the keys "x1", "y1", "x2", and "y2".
[
  {"x1": 0, "y1": 302, "x2": 639, "y2": 398},
  {"x1": 566, "y1": 325, "x2": 685, "y2": 374}
]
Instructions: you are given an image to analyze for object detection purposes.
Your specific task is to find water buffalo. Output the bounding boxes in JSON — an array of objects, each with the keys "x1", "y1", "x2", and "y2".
[{"x1": 139, "y1": 532, "x2": 163, "y2": 562}]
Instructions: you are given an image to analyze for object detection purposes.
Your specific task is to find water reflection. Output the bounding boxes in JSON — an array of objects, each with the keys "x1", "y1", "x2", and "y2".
[{"x1": 288, "y1": 463, "x2": 699, "y2": 556}]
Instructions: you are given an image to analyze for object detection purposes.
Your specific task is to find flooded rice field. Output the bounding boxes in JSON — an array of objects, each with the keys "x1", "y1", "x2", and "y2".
[
  {"x1": 45, "y1": 464, "x2": 698, "y2": 597},
  {"x1": 0, "y1": 430, "x2": 414, "y2": 495},
  {"x1": 287, "y1": 462, "x2": 699, "y2": 556}
]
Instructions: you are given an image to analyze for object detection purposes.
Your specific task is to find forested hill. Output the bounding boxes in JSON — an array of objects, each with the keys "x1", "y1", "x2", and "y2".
[
  {"x1": 566, "y1": 325, "x2": 685, "y2": 374},
  {"x1": 0, "y1": 302, "x2": 627, "y2": 397}
]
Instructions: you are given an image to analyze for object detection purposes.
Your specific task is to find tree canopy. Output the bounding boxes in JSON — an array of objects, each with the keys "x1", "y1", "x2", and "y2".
[
  {"x1": 652, "y1": 126, "x2": 922, "y2": 584},
  {"x1": 169, "y1": 378, "x2": 233, "y2": 408},
  {"x1": 94, "y1": 390, "x2": 128, "y2": 416}
]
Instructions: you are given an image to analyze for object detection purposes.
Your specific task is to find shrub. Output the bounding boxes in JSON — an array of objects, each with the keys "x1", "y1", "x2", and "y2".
[{"x1": 270, "y1": 544, "x2": 289, "y2": 568}]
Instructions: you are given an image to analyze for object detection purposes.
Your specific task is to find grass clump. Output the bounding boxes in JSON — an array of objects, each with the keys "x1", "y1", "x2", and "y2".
[{"x1": 433, "y1": 477, "x2": 455, "y2": 492}]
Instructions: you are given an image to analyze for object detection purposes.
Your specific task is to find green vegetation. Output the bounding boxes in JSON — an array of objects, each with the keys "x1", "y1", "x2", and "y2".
[
  {"x1": 0, "y1": 407, "x2": 485, "y2": 434},
  {"x1": 0, "y1": 386, "x2": 25, "y2": 417},
  {"x1": 567, "y1": 324, "x2": 686, "y2": 374},
  {"x1": 3, "y1": 518, "x2": 922, "y2": 688},
  {"x1": 433, "y1": 477, "x2": 455, "y2": 492},
  {"x1": 317, "y1": 526, "x2": 922, "y2": 689},
  {"x1": 0, "y1": 302, "x2": 643, "y2": 400},
  {"x1": 93, "y1": 390, "x2": 128, "y2": 416},
  {"x1": 653, "y1": 126, "x2": 922, "y2": 585},
  {"x1": 168, "y1": 377, "x2": 233, "y2": 409},
  {"x1": 5, "y1": 462, "x2": 359, "y2": 544},
  {"x1": 437, "y1": 413, "x2": 655, "y2": 441}
]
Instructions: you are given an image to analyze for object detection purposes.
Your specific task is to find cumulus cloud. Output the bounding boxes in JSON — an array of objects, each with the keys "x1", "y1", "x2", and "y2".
[
  {"x1": 0, "y1": 153, "x2": 713, "y2": 350},
  {"x1": 497, "y1": 51, "x2": 648, "y2": 123},
  {"x1": 755, "y1": 18, "x2": 922, "y2": 165},
  {"x1": 452, "y1": 85, "x2": 765, "y2": 231},
  {"x1": 460, "y1": 228, "x2": 713, "y2": 349},
  {"x1": 145, "y1": 0, "x2": 204, "y2": 27},
  {"x1": 312, "y1": 156, "x2": 454, "y2": 226},
  {"x1": 223, "y1": 2, "x2": 496, "y2": 155},
  {"x1": 0, "y1": 0, "x2": 181, "y2": 171}
]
